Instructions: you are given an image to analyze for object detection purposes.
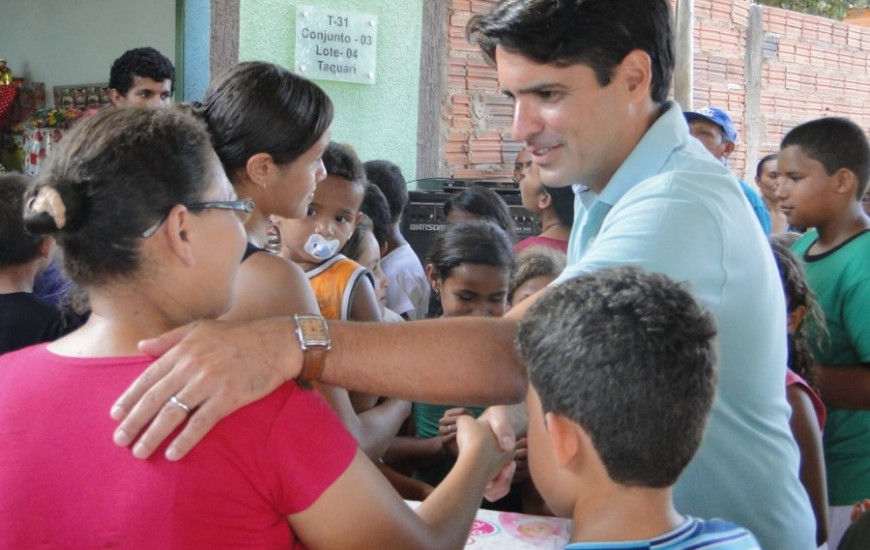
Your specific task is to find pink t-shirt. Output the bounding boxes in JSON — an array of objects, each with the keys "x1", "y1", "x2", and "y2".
[
  {"x1": 786, "y1": 369, "x2": 826, "y2": 433},
  {"x1": 0, "y1": 344, "x2": 357, "y2": 548},
  {"x1": 514, "y1": 235, "x2": 569, "y2": 254}
]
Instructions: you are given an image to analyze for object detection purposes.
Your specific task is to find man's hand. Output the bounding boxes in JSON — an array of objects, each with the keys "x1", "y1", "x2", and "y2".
[{"x1": 111, "y1": 318, "x2": 298, "y2": 461}]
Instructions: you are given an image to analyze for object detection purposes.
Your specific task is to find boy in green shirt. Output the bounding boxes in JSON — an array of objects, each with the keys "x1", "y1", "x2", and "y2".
[{"x1": 777, "y1": 116, "x2": 870, "y2": 549}]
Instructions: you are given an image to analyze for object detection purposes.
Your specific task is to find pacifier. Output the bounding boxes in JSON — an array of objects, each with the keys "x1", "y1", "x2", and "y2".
[{"x1": 303, "y1": 233, "x2": 340, "y2": 260}]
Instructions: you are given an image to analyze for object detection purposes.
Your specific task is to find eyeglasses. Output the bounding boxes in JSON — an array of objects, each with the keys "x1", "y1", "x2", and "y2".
[{"x1": 141, "y1": 198, "x2": 255, "y2": 238}]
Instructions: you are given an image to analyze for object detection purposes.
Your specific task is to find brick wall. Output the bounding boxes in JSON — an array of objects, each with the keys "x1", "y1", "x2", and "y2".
[{"x1": 441, "y1": 0, "x2": 870, "y2": 182}]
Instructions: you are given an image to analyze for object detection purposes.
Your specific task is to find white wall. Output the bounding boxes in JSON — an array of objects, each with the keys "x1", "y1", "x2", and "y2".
[{"x1": 0, "y1": 0, "x2": 176, "y2": 106}]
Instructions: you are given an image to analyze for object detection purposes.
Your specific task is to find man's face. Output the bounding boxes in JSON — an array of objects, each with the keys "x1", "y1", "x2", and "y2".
[
  {"x1": 497, "y1": 47, "x2": 630, "y2": 192},
  {"x1": 688, "y1": 119, "x2": 732, "y2": 162},
  {"x1": 513, "y1": 149, "x2": 533, "y2": 184},
  {"x1": 111, "y1": 76, "x2": 173, "y2": 109}
]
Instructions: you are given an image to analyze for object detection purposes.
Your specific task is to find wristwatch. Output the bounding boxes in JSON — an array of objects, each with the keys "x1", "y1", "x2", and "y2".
[{"x1": 293, "y1": 313, "x2": 331, "y2": 384}]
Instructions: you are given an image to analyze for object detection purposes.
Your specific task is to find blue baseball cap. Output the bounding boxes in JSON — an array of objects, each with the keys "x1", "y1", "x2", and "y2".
[{"x1": 684, "y1": 106, "x2": 737, "y2": 143}]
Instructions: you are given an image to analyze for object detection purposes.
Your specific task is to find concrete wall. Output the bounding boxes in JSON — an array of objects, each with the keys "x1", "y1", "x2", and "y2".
[
  {"x1": 239, "y1": 0, "x2": 423, "y2": 181},
  {"x1": 0, "y1": 0, "x2": 176, "y2": 106}
]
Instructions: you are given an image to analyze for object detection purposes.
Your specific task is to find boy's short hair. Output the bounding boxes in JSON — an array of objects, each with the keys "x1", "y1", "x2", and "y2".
[
  {"x1": 109, "y1": 47, "x2": 175, "y2": 96},
  {"x1": 517, "y1": 267, "x2": 718, "y2": 488},
  {"x1": 508, "y1": 246, "x2": 566, "y2": 303},
  {"x1": 0, "y1": 173, "x2": 45, "y2": 267},
  {"x1": 781, "y1": 117, "x2": 870, "y2": 198},
  {"x1": 360, "y1": 184, "x2": 391, "y2": 248},
  {"x1": 322, "y1": 142, "x2": 366, "y2": 185},
  {"x1": 364, "y1": 160, "x2": 408, "y2": 224}
]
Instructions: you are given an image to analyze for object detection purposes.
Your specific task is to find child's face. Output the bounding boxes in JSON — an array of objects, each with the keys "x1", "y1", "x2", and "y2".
[
  {"x1": 434, "y1": 263, "x2": 509, "y2": 318},
  {"x1": 510, "y1": 274, "x2": 557, "y2": 307},
  {"x1": 278, "y1": 174, "x2": 364, "y2": 267},
  {"x1": 354, "y1": 231, "x2": 389, "y2": 314},
  {"x1": 776, "y1": 145, "x2": 842, "y2": 228}
]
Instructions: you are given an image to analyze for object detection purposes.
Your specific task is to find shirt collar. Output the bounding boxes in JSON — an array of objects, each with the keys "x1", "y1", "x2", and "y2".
[{"x1": 588, "y1": 101, "x2": 688, "y2": 207}]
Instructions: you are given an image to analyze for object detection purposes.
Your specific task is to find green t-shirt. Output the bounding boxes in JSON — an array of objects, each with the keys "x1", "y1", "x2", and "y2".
[
  {"x1": 792, "y1": 229, "x2": 870, "y2": 505},
  {"x1": 412, "y1": 402, "x2": 484, "y2": 486}
]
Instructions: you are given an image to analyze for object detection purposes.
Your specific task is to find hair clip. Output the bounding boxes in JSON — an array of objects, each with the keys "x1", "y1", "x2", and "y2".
[{"x1": 27, "y1": 186, "x2": 67, "y2": 229}]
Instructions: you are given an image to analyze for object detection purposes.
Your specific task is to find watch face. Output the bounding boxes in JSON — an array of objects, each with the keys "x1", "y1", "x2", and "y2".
[{"x1": 297, "y1": 315, "x2": 330, "y2": 347}]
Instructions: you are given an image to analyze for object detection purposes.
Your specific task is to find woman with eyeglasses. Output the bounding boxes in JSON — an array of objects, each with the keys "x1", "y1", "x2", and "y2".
[{"x1": 0, "y1": 107, "x2": 511, "y2": 548}]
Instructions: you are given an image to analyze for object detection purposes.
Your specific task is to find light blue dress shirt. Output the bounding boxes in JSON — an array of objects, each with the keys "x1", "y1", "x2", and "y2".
[{"x1": 554, "y1": 102, "x2": 815, "y2": 550}]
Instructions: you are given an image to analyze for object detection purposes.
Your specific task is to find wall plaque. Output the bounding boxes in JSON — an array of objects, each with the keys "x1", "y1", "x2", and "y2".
[{"x1": 295, "y1": 5, "x2": 378, "y2": 84}]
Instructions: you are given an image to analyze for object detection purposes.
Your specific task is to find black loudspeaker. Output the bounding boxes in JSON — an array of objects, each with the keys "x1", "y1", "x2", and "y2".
[{"x1": 399, "y1": 179, "x2": 541, "y2": 265}]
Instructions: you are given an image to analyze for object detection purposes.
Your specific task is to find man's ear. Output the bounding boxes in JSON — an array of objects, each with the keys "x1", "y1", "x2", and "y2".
[
  {"x1": 722, "y1": 140, "x2": 736, "y2": 159},
  {"x1": 163, "y1": 205, "x2": 197, "y2": 267},
  {"x1": 545, "y1": 412, "x2": 583, "y2": 468},
  {"x1": 425, "y1": 263, "x2": 441, "y2": 293},
  {"x1": 617, "y1": 49, "x2": 652, "y2": 98},
  {"x1": 109, "y1": 89, "x2": 125, "y2": 107},
  {"x1": 245, "y1": 153, "x2": 275, "y2": 190}
]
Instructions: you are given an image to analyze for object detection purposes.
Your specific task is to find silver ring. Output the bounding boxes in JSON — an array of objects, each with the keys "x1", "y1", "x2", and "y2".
[{"x1": 168, "y1": 395, "x2": 191, "y2": 414}]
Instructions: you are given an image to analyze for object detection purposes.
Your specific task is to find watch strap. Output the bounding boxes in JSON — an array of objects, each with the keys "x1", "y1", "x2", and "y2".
[{"x1": 298, "y1": 346, "x2": 327, "y2": 384}]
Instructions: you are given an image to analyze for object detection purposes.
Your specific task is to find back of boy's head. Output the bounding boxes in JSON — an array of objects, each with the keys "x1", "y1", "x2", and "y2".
[
  {"x1": 0, "y1": 173, "x2": 45, "y2": 268},
  {"x1": 322, "y1": 142, "x2": 366, "y2": 186},
  {"x1": 427, "y1": 220, "x2": 516, "y2": 280},
  {"x1": 360, "y1": 184, "x2": 391, "y2": 248},
  {"x1": 443, "y1": 186, "x2": 517, "y2": 238},
  {"x1": 364, "y1": 160, "x2": 407, "y2": 224},
  {"x1": 517, "y1": 267, "x2": 718, "y2": 488},
  {"x1": 509, "y1": 246, "x2": 566, "y2": 302},
  {"x1": 781, "y1": 117, "x2": 870, "y2": 198}
]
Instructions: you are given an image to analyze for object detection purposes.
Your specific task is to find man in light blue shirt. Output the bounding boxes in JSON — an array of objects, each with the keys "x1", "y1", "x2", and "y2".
[
  {"x1": 685, "y1": 106, "x2": 773, "y2": 234},
  {"x1": 468, "y1": 1, "x2": 815, "y2": 548}
]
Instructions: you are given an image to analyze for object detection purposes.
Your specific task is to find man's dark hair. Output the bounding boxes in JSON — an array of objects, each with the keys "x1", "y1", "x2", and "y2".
[
  {"x1": 322, "y1": 142, "x2": 366, "y2": 185},
  {"x1": 364, "y1": 160, "x2": 408, "y2": 224},
  {"x1": 517, "y1": 267, "x2": 718, "y2": 488},
  {"x1": 756, "y1": 153, "x2": 778, "y2": 179},
  {"x1": 0, "y1": 173, "x2": 44, "y2": 267},
  {"x1": 781, "y1": 117, "x2": 870, "y2": 198},
  {"x1": 467, "y1": 0, "x2": 674, "y2": 104},
  {"x1": 360, "y1": 184, "x2": 391, "y2": 248},
  {"x1": 109, "y1": 47, "x2": 175, "y2": 96}
]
